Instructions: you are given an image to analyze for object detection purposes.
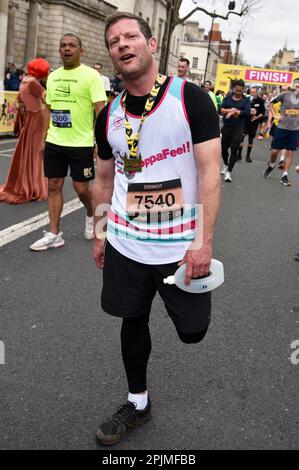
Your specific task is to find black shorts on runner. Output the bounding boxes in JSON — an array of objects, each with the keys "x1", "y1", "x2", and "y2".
[
  {"x1": 243, "y1": 123, "x2": 258, "y2": 139},
  {"x1": 44, "y1": 142, "x2": 95, "y2": 182},
  {"x1": 221, "y1": 125, "x2": 243, "y2": 149},
  {"x1": 101, "y1": 242, "x2": 211, "y2": 334}
]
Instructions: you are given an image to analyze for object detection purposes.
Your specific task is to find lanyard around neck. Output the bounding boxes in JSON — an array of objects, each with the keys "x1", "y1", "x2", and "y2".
[{"x1": 121, "y1": 74, "x2": 164, "y2": 160}]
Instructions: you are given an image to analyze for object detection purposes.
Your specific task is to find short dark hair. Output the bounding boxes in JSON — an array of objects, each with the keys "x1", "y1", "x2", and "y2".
[
  {"x1": 234, "y1": 79, "x2": 245, "y2": 88},
  {"x1": 94, "y1": 62, "x2": 103, "y2": 68},
  {"x1": 105, "y1": 12, "x2": 152, "y2": 49},
  {"x1": 205, "y1": 80, "x2": 212, "y2": 85},
  {"x1": 60, "y1": 33, "x2": 82, "y2": 48},
  {"x1": 178, "y1": 57, "x2": 190, "y2": 66}
]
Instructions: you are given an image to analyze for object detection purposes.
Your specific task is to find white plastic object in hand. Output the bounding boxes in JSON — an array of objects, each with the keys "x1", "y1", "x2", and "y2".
[{"x1": 163, "y1": 259, "x2": 224, "y2": 293}]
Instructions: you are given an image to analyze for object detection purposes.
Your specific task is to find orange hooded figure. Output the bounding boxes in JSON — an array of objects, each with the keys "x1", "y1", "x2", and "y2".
[{"x1": 0, "y1": 58, "x2": 50, "y2": 204}]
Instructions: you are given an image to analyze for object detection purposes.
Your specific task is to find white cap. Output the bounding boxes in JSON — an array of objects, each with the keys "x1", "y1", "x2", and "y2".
[{"x1": 163, "y1": 275, "x2": 175, "y2": 285}]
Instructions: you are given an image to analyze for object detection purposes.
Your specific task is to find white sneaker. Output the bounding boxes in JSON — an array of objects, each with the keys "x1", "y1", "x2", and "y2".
[
  {"x1": 221, "y1": 165, "x2": 228, "y2": 175},
  {"x1": 84, "y1": 216, "x2": 94, "y2": 240},
  {"x1": 224, "y1": 171, "x2": 232, "y2": 182},
  {"x1": 30, "y1": 231, "x2": 65, "y2": 251}
]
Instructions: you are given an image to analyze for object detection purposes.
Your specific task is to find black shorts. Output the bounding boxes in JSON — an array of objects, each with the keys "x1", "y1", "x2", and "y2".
[
  {"x1": 221, "y1": 125, "x2": 243, "y2": 149},
  {"x1": 101, "y1": 242, "x2": 211, "y2": 334},
  {"x1": 44, "y1": 142, "x2": 95, "y2": 182},
  {"x1": 243, "y1": 124, "x2": 258, "y2": 139}
]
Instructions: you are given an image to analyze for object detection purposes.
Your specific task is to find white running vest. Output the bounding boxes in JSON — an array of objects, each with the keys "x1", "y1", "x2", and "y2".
[{"x1": 106, "y1": 77, "x2": 199, "y2": 264}]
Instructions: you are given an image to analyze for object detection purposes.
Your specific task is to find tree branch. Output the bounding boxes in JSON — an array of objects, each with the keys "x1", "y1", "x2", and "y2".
[{"x1": 175, "y1": 6, "x2": 248, "y2": 26}]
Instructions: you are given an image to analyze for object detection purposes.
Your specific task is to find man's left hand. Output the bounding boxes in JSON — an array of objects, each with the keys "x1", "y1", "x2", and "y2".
[{"x1": 178, "y1": 243, "x2": 212, "y2": 286}]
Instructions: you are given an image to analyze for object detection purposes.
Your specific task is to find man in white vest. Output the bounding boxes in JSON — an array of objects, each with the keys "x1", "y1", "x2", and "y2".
[{"x1": 92, "y1": 12, "x2": 221, "y2": 446}]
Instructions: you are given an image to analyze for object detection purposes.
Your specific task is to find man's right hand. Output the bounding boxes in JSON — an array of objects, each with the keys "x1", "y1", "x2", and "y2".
[{"x1": 93, "y1": 238, "x2": 106, "y2": 269}]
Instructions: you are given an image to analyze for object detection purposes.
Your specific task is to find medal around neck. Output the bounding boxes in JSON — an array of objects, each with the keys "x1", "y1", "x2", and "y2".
[
  {"x1": 122, "y1": 74, "x2": 164, "y2": 174},
  {"x1": 124, "y1": 153, "x2": 143, "y2": 174},
  {"x1": 163, "y1": 259, "x2": 224, "y2": 293}
]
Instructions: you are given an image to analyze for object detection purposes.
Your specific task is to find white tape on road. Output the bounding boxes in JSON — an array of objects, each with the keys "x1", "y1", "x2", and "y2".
[
  {"x1": 0, "y1": 198, "x2": 82, "y2": 248},
  {"x1": 0, "y1": 148, "x2": 15, "y2": 153}
]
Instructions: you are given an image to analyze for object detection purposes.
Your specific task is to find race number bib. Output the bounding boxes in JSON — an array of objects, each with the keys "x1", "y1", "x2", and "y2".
[
  {"x1": 285, "y1": 109, "x2": 299, "y2": 116},
  {"x1": 126, "y1": 178, "x2": 184, "y2": 223},
  {"x1": 51, "y1": 110, "x2": 72, "y2": 128}
]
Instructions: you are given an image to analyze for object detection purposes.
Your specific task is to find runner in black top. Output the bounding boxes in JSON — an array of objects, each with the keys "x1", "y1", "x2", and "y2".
[
  {"x1": 238, "y1": 87, "x2": 265, "y2": 163},
  {"x1": 220, "y1": 79, "x2": 250, "y2": 182},
  {"x1": 92, "y1": 11, "x2": 221, "y2": 447}
]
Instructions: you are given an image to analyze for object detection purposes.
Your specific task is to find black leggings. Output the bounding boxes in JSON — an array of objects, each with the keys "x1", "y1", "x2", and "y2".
[
  {"x1": 121, "y1": 314, "x2": 209, "y2": 393},
  {"x1": 221, "y1": 125, "x2": 243, "y2": 172}
]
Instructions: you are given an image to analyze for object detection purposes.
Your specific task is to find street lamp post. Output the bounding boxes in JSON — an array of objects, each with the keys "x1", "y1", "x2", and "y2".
[
  {"x1": 203, "y1": 12, "x2": 215, "y2": 84},
  {"x1": 203, "y1": 2, "x2": 235, "y2": 83}
]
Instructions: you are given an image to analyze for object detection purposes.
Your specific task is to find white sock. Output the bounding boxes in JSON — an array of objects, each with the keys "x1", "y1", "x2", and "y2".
[
  {"x1": 283, "y1": 171, "x2": 288, "y2": 177},
  {"x1": 128, "y1": 391, "x2": 148, "y2": 410},
  {"x1": 269, "y1": 162, "x2": 275, "y2": 168}
]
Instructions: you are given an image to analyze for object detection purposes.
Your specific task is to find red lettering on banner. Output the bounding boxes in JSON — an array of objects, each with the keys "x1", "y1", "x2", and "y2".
[{"x1": 170, "y1": 149, "x2": 177, "y2": 157}]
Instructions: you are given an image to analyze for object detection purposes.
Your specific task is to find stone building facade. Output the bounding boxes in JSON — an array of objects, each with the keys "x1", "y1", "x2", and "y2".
[
  {"x1": 180, "y1": 21, "x2": 232, "y2": 84},
  {"x1": 1, "y1": 0, "x2": 117, "y2": 89},
  {"x1": 266, "y1": 46, "x2": 296, "y2": 71},
  {"x1": 1, "y1": 0, "x2": 185, "y2": 89}
]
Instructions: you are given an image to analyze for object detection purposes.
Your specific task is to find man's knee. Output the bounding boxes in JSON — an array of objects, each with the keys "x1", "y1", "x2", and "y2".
[
  {"x1": 177, "y1": 327, "x2": 209, "y2": 344},
  {"x1": 48, "y1": 178, "x2": 64, "y2": 194},
  {"x1": 73, "y1": 181, "x2": 89, "y2": 198}
]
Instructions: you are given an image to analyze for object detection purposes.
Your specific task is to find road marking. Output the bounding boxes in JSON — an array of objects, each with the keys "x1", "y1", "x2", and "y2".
[
  {"x1": 0, "y1": 148, "x2": 15, "y2": 153},
  {"x1": 0, "y1": 153, "x2": 12, "y2": 158},
  {"x1": 0, "y1": 139, "x2": 16, "y2": 144},
  {"x1": 0, "y1": 198, "x2": 82, "y2": 248}
]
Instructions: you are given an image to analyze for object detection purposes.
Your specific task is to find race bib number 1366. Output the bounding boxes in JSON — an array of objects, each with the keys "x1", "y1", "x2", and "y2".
[{"x1": 51, "y1": 110, "x2": 72, "y2": 128}]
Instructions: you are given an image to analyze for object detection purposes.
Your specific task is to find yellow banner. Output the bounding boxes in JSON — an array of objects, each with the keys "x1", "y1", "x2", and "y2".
[
  {"x1": 0, "y1": 91, "x2": 18, "y2": 134},
  {"x1": 215, "y1": 64, "x2": 299, "y2": 95}
]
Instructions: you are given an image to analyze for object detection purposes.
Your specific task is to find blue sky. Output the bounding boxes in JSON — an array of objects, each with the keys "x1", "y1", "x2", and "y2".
[{"x1": 180, "y1": 0, "x2": 298, "y2": 67}]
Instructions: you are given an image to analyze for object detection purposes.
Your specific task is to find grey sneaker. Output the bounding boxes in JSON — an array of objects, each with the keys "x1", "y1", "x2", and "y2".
[
  {"x1": 84, "y1": 216, "x2": 94, "y2": 240},
  {"x1": 30, "y1": 231, "x2": 65, "y2": 251},
  {"x1": 96, "y1": 399, "x2": 152, "y2": 446},
  {"x1": 224, "y1": 171, "x2": 232, "y2": 182},
  {"x1": 263, "y1": 164, "x2": 275, "y2": 178}
]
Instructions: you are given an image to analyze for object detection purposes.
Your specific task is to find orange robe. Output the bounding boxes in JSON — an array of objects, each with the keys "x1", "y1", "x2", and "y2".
[{"x1": 0, "y1": 76, "x2": 48, "y2": 204}]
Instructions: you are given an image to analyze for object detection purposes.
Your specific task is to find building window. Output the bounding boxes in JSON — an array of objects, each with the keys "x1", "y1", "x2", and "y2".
[
  {"x1": 176, "y1": 38, "x2": 180, "y2": 56},
  {"x1": 139, "y1": 12, "x2": 142, "y2": 17},
  {"x1": 192, "y1": 57, "x2": 198, "y2": 69},
  {"x1": 147, "y1": 17, "x2": 150, "y2": 24}
]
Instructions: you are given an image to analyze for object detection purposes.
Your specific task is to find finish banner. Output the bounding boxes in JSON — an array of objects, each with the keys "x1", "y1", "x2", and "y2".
[
  {"x1": 0, "y1": 91, "x2": 18, "y2": 134},
  {"x1": 215, "y1": 64, "x2": 299, "y2": 94}
]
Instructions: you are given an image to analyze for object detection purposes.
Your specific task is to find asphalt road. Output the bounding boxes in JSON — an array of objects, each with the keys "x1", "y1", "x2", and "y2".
[{"x1": 0, "y1": 137, "x2": 298, "y2": 450}]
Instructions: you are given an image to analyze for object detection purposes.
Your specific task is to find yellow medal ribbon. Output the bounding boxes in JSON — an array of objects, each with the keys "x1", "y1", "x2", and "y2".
[{"x1": 121, "y1": 74, "x2": 164, "y2": 171}]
